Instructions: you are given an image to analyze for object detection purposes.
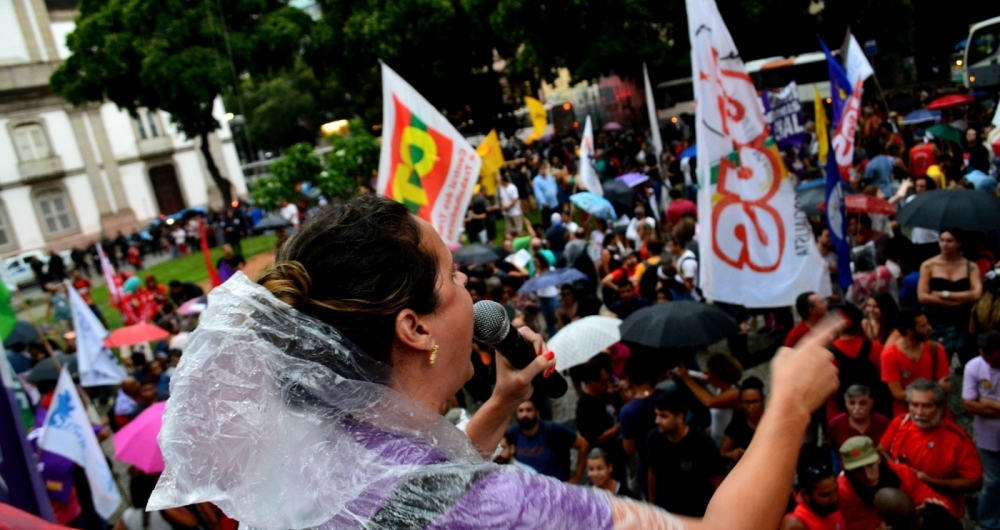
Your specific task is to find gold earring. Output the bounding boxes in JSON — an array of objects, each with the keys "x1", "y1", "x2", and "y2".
[{"x1": 429, "y1": 344, "x2": 439, "y2": 366}]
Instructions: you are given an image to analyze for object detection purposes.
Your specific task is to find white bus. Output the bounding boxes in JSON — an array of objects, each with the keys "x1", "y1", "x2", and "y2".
[
  {"x1": 655, "y1": 51, "x2": 834, "y2": 124},
  {"x1": 964, "y1": 16, "x2": 1000, "y2": 90}
]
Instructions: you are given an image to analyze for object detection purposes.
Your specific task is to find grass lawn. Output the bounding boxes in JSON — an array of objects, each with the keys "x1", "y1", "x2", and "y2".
[{"x1": 91, "y1": 234, "x2": 276, "y2": 330}]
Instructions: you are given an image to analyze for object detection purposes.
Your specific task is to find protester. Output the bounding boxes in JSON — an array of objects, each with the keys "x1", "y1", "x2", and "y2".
[
  {"x1": 676, "y1": 354, "x2": 742, "y2": 446},
  {"x1": 506, "y1": 400, "x2": 589, "y2": 483},
  {"x1": 646, "y1": 392, "x2": 726, "y2": 516},
  {"x1": 873, "y1": 487, "x2": 963, "y2": 530},
  {"x1": 780, "y1": 462, "x2": 847, "y2": 530},
  {"x1": 962, "y1": 330, "x2": 1000, "y2": 530},
  {"x1": 719, "y1": 377, "x2": 764, "y2": 463},
  {"x1": 278, "y1": 198, "x2": 300, "y2": 230},
  {"x1": 827, "y1": 385, "x2": 891, "y2": 461},
  {"x1": 667, "y1": 236, "x2": 700, "y2": 301},
  {"x1": 587, "y1": 448, "x2": 638, "y2": 499},
  {"x1": 917, "y1": 228, "x2": 983, "y2": 365},
  {"x1": 575, "y1": 363, "x2": 625, "y2": 482},
  {"x1": 493, "y1": 431, "x2": 538, "y2": 474},
  {"x1": 664, "y1": 188, "x2": 697, "y2": 228},
  {"x1": 879, "y1": 379, "x2": 982, "y2": 520},
  {"x1": 532, "y1": 161, "x2": 559, "y2": 227},
  {"x1": 786, "y1": 292, "x2": 829, "y2": 347},
  {"x1": 498, "y1": 172, "x2": 522, "y2": 237},
  {"x1": 881, "y1": 308, "x2": 951, "y2": 416},
  {"x1": 608, "y1": 281, "x2": 653, "y2": 320},
  {"x1": 827, "y1": 303, "x2": 892, "y2": 419},
  {"x1": 620, "y1": 354, "x2": 667, "y2": 498},
  {"x1": 862, "y1": 293, "x2": 900, "y2": 345},
  {"x1": 837, "y1": 436, "x2": 953, "y2": 530},
  {"x1": 168, "y1": 280, "x2": 204, "y2": 307}
]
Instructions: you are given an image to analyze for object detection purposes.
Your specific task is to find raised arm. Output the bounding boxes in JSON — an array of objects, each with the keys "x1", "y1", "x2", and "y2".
[{"x1": 608, "y1": 320, "x2": 841, "y2": 530}]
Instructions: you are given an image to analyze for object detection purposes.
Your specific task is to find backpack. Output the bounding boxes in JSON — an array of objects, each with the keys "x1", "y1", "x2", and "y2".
[{"x1": 638, "y1": 259, "x2": 661, "y2": 300}]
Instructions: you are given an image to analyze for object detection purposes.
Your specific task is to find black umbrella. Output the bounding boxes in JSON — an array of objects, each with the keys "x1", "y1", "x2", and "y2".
[
  {"x1": 619, "y1": 301, "x2": 739, "y2": 348},
  {"x1": 601, "y1": 180, "x2": 635, "y2": 215},
  {"x1": 453, "y1": 244, "x2": 502, "y2": 267},
  {"x1": 4, "y1": 321, "x2": 39, "y2": 348},
  {"x1": 253, "y1": 214, "x2": 293, "y2": 230},
  {"x1": 26, "y1": 353, "x2": 78, "y2": 383},
  {"x1": 896, "y1": 189, "x2": 1000, "y2": 232}
]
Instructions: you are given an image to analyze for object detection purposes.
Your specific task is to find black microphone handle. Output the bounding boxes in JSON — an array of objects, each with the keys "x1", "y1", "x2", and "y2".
[{"x1": 486, "y1": 328, "x2": 568, "y2": 398}]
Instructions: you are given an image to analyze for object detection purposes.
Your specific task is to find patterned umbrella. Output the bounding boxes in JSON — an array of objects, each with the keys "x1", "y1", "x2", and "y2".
[
  {"x1": 548, "y1": 316, "x2": 622, "y2": 371},
  {"x1": 518, "y1": 268, "x2": 588, "y2": 295},
  {"x1": 569, "y1": 192, "x2": 617, "y2": 220}
]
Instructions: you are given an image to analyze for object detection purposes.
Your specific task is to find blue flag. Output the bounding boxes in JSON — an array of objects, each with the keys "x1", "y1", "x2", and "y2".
[
  {"x1": 824, "y1": 135, "x2": 853, "y2": 291},
  {"x1": 820, "y1": 37, "x2": 852, "y2": 127}
]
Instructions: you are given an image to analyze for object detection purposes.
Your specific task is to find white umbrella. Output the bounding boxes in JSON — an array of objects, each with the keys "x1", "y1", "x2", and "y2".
[{"x1": 548, "y1": 316, "x2": 622, "y2": 371}]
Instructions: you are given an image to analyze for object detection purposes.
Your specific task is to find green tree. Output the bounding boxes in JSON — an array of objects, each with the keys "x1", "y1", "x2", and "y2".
[
  {"x1": 319, "y1": 120, "x2": 380, "y2": 198},
  {"x1": 51, "y1": 0, "x2": 313, "y2": 207},
  {"x1": 250, "y1": 141, "x2": 322, "y2": 209},
  {"x1": 306, "y1": 0, "x2": 506, "y2": 133},
  {"x1": 224, "y1": 59, "x2": 323, "y2": 154}
]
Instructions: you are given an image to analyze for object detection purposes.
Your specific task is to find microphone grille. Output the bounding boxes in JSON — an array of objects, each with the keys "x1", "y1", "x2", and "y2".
[{"x1": 473, "y1": 300, "x2": 510, "y2": 345}]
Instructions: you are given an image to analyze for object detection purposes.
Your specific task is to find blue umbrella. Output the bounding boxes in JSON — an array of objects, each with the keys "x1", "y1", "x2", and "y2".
[
  {"x1": 901, "y1": 109, "x2": 941, "y2": 125},
  {"x1": 518, "y1": 268, "x2": 588, "y2": 295},
  {"x1": 680, "y1": 144, "x2": 697, "y2": 159},
  {"x1": 569, "y1": 192, "x2": 617, "y2": 220}
]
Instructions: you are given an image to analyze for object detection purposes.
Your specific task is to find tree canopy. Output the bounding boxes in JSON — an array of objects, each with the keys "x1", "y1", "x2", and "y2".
[{"x1": 52, "y1": 0, "x2": 313, "y2": 207}]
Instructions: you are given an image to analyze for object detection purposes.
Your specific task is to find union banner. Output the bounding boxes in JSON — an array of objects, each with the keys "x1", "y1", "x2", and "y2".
[
  {"x1": 377, "y1": 63, "x2": 481, "y2": 246},
  {"x1": 686, "y1": 0, "x2": 829, "y2": 307}
]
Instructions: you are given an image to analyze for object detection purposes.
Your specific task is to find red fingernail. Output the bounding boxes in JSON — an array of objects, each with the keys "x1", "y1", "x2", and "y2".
[
  {"x1": 537, "y1": 344, "x2": 543, "y2": 356},
  {"x1": 544, "y1": 351, "x2": 555, "y2": 361},
  {"x1": 544, "y1": 366, "x2": 555, "y2": 378}
]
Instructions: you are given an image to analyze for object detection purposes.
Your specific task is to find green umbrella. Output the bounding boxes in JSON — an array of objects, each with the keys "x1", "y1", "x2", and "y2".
[{"x1": 925, "y1": 123, "x2": 962, "y2": 144}]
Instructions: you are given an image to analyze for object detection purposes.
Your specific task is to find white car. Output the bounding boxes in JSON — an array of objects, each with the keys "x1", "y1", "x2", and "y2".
[{"x1": 3, "y1": 249, "x2": 75, "y2": 288}]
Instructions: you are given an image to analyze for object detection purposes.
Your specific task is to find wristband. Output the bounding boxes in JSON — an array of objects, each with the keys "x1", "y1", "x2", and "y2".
[{"x1": 942, "y1": 290, "x2": 951, "y2": 299}]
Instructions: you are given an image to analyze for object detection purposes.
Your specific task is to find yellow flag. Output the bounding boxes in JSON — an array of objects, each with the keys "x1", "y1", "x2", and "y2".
[
  {"x1": 524, "y1": 97, "x2": 547, "y2": 145},
  {"x1": 476, "y1": 129, "x2": 504, "y2": 195},
  {"x1": 814, "y1": 85, "x2": 828, "y2": 165}
]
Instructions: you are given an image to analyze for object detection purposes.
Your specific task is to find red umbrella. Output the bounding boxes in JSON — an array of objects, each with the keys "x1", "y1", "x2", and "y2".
[
  {"x1": 925, "y1": 94, "x2": 976, "y2": 110},
  {"x1": 0, "y1": 503, "x2": 73, "y2": 529},
  {"x1": 105, "y1": 323, "x2": 170, "y2": 348},
  {"x1": 818, "y1": 195, "x2": 897, "y2": 216}
]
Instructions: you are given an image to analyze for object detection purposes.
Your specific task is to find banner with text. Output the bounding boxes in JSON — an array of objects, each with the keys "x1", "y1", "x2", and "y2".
[
  {"x1": 762, "y1": 81, "x2": 807, "y2": 151},
  {"x1": 686, "y1": 0, "x2": 830, "y2": 307},
  {"x1": 376, "y1": 63, "x2": 481, "y2": 246}
]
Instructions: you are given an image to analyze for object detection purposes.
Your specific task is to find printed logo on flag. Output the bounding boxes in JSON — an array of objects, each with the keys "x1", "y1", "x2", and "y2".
[
  {"x1": 701, "y1": 48, "x2": 788, "y2": 273},
  {"x1": 385, "y1": 95, "x2": 454, "y2": 217}
]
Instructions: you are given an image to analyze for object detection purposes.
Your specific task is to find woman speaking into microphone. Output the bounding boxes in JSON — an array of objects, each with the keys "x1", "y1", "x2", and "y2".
[{"x1": 149, "y1": 195, "x2": 839, "y2": 530}]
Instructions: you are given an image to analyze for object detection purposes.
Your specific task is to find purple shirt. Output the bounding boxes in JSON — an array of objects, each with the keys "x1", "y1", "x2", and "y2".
[{"x1": 962, "y1": 357, "x2": 1000, "y2": 452}]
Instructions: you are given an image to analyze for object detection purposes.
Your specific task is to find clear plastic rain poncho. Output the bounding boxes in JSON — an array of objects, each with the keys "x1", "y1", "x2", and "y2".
[{"x1": 149, "y1": 273, "x2": 656, "y2": 530}]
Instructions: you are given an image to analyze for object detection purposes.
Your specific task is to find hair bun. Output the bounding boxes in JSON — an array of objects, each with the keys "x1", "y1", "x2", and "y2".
[{"x1": 258, "y1": 260, "x2": 313, "y2": 309}]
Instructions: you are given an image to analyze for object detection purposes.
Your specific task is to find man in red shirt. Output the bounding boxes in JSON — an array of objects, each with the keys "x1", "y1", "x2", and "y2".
[
  {"x1": 880, "y1": 308, "x2": 951, "y2": 416},
  {"x1": 837, "y1": 436, "x2": 951, "y2": 530},
  {"x1": 828, "y1": 384, "x2": 891, "y2": 458},
  {"x1": 879, "y1": 379, "x2": 982, "y2": 520},
  {"x1": 70, "y1": 268, "x2": 105, "y2": 326},
  {"x1": 785, "y1": 292, "x2": 828, "y2": 348},
  {"x1": 664, "y1": 188, "x2": 697, "y2": 228},
  {"x1": 825, "y1": 303, "x2": 892, "y2": 420},
  {"x1": 781, "y1": 463, "x2": 847, "y2": 530}
]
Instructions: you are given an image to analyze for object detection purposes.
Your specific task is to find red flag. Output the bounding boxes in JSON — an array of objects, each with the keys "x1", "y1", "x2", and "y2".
[{"x1": 199, "y1": 218, "x2": 221, "y2": 288}]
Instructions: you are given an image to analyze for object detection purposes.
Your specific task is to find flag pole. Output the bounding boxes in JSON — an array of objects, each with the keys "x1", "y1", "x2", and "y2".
[{"x1": 843, "y1": 27, "x2": 891, "y2": 120}]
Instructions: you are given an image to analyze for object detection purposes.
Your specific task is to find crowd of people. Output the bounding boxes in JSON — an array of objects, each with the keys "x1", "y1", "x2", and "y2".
[
  {"x1": 451, "y1": 90, "x2": 1000, "y2": 529},
  {"x1": 5, "y1": 81, "x2": 1000, "y2": 529}
]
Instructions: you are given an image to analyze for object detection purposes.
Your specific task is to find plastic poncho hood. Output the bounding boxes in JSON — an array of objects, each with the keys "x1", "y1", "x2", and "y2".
[{"x1": 148, "y1": 272, "x2": 486, "y2": 528}]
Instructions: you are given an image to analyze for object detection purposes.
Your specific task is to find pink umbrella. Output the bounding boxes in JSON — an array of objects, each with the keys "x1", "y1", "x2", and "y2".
[
  {"x1": 177, "y1": 295, "x2": 208, "y2": 316},
  {"x1": 113, "y1": 401, "x2": 166, "y2": 474}
]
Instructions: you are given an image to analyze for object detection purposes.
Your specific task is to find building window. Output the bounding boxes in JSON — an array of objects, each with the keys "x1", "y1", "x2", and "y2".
[
  {"x1": 12, "y1": 123, "x2": 52, "y2": 162},
  {"x1": 34, "y1": 187, "x2": 75, "y2": 235},
  {"x1": 134, "y1": 109, "x2": 160, "y2": 140}
]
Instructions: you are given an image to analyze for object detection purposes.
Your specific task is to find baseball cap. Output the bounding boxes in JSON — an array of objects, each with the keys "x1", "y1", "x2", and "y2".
[
  {"x1": 550, "y1": 213, "x2": 562, "y2": 224},
  {"x1": 840, "y1": 436, "x2": 879, "y2": 471}
]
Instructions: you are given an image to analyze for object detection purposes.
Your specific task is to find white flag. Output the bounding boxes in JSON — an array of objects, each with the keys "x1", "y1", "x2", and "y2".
[
  {"x1": 577, "y1": 116, "x2": 601, "y2": 195},
  {"x1": 643, "y1": 63, "x2": 664, "y2": 166},
  {"x1": 66, "y1": 281, "x2": 125, "y2": 387},
  {"x1": 686, "y1": 0, "x2": 829, "y2": 307},
  {"x1": 376, "y1": 63, "x2": 481, "y2": 246},
  {"x1": 96, "y1": 244, "x2": 121, "y2": 305},
  {"x1": 39, "y1": 368, "x2": 121, "y2": 518},
  {"x1": 846, "y1": 34, "x2": 874, "y2": 88}
]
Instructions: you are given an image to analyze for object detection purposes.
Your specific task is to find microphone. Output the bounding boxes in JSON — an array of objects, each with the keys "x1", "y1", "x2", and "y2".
[{"x1": 472, "y1": 300, "x2": 568, "y2": 398}]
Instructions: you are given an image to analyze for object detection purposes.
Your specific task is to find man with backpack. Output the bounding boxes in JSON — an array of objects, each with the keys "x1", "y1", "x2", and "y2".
[
  {"x1": 668, "y1": 236, "x2": 701, "y2": 301},
  {"x1": 880, "y1": 308, "x2": 951, "y2": 417},
  {"x1": 635, "y1": 239, "x2": 665, "y2": 301},
  {"x1": 826, "y1": 304, "x2": 894, "y2": 420}
]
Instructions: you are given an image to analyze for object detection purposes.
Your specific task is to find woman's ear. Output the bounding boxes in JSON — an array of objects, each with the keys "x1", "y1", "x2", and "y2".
[{"x1": 394, "y1": 308, "x2": 433, "y2": 352}]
